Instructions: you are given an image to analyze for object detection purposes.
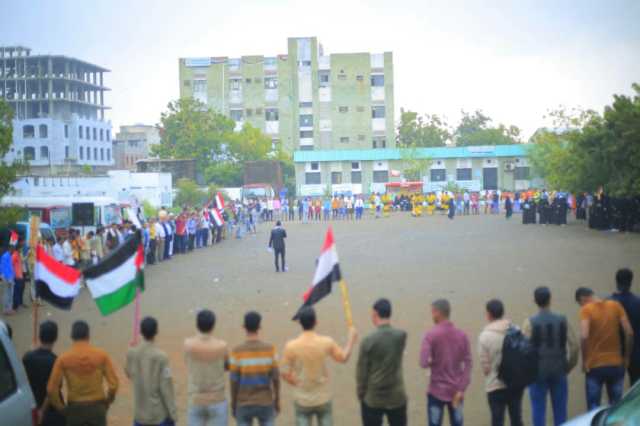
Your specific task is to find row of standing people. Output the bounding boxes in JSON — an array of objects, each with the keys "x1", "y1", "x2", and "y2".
[{"x1": 16, "y1": 268, "x2": 639, "y2": 426}]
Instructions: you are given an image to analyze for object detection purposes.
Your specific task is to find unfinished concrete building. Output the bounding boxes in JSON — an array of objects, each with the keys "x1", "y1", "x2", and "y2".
[{"x1": 0, "y1": 46, "x2": 114, "y2": 173}]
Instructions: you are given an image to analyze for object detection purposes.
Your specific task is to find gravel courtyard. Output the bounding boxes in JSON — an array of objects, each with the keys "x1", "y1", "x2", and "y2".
[{"x1": 7, "y1": 212, "x2": 640, "y2": 425}]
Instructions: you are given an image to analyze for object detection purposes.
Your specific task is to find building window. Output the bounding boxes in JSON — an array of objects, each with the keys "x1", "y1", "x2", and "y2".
[
  {"x1": 230, "y1": 79, "x2": 242, "y2": 90},
  {"x1": 300, "y1": 145, "x2": 314, "y2": 151},
  {"x1": 92, "y1": 128, "x2": 97, "y2": 140},
  {"x1": 430, "y1": 169, "x2": 446, "y2": 182},
  {"x1": 331, "y1": 172, "x2": 342, "y2": 184},
  {"x1": 100, "y1": 148, "x2": 104, "y2": 161},
  {"x1": 254, "y1": 77, "x2": 262, "y2": 84},
  {"x1": 94, "y1": 147, "x2": 98, "y2": 160},
  {"x1": 352, "y1": 162, "x2": 361, "y2": 170},
  {"x1": 299, "y1": 101, "x2": 313, "y2": 108},
  {"x1": 373, "y1": 170, "x2": 389, "y2": 183},
  {"x1": 305, "y1": 172, "x2": 321, "y2": 184},
  {"x1": 338, "y1": 73, "x2": 347, "y2": 80},
  {"x1": 319, "y1": 71, "x2": 330, "y2": 87},
  {"x1": 351, "y1": 171, "x2": 362, "y2": 183},
  {"x1": 230, "y1": 109, "x2": 243, "y2": 121},
  {"x1": 372, "y1": 106, "x2": 385, "y2": 118},
  {"x1": 373, "y1": 138, "x2": 386, "y2": 149},
  {"x1": 246, "y1": 108, "x2": 253, "y2": 117},
  {"x1": 79, "y1": 146, "x2": 84, "y2": 160},
  {"x1": 183, "y1": 80, "x2": 191, "y2": 87},
  {"x1": 40, "y1": 146, "x2": 49, "y2": 159},
  {"x1": 39, "y1": 124, "x2": 48, "y2": 138},
  {"x1": 264, "y1": 77, "x2": 278, "y2": 89},
  {"x1": 65, "y1": 146, "x2": 69, "y2": 159},
  {"x1": 265, "y1": 108, "x2": 278, "y2": 121},
  {"x1": 87, "y1": 147, "x2": 91, "y2": 160},
  {"x1": 340, "y1": 137, "x2": 349, "y2": 144},
  {"x1": 106, "y1": 149, "x2": 111, "y2": 161},
  {"x1": 357, "y1": 134, "x2": 365, "y2": 141},
  {"x1": 356, "y1": 75, "x2": 364, "y2": 82},
  {"x1": 310, "y1": 162, "x2": 319, "y2": 171},
  {"x1": 514, "y1": 166, "x2": 530, "y2": 180},
  {"x1": 338, "y1": 106, "x2": 348, "y2": 113},
  {"x1": 23, "y1": 125, "x2": 35, "y2": 138},
  {"x1": 79, "y1": 126, "x2": 83, "y2": 139},
  {"x1": 99, "y1": 129, "x2": 104, "y2": 141},
  {"x1": 356, "y1": 106, "x2": 365, "y2": 113},
  {"x1": 24, "y1": 146, "x2": 35, "y2": 160},
  {"x1": 245, "y1": 78, "x2": 252, "y2": 84},
  {"x1": 456, "y1": 168, "x2": 472, "y2": 181},
  {"x1": 371, "y1": 74, "x2": 384, "y2": 86},
  {"x1": 106, "y1": 130, "x2": 110, "y2": 141},
  {"x1": 299, "y1": 114, "x2": 313, "y2": 127},
  {"x1": 256, "y1": 107, "x2": 263, "y2": 115},
  {"x1": 300, "y1": 130, "x2": 313, "y2": 139},
  {"x1": 64, "y1": 124, "x2": 69, "y2": 138}
]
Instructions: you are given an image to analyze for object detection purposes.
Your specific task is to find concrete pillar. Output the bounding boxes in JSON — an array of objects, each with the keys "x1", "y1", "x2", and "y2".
[{"x1": 47, "y1": 58, "x2": 53, "y2": 117}]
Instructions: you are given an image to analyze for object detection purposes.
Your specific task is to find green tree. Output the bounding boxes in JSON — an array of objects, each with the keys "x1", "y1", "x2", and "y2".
[
  {"x1": 454, "y1": 110, "x2": 521, "y2": 146},
  {"x1": 174, "y1": 178, "x2": 206, "y2": 207},
  {"x1": 152, "y1": 98, "x2": 235, "y2": 172},
  {"x1": 204, "y1": 162, "x2": 243, "y2": 187},
  {"x1": 400, "y1": 145, "x2": 432, "y2": 181},
  {"x1": 397, "y1": 109, "x2": 449, "y2": 147},
  {"x1": 0, "y1": 99, "x2": 27, "y2": 225}
]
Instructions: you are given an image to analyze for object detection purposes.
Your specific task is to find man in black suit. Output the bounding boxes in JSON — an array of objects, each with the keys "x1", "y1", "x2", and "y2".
[{"x1": 268, "y1": 220, "x2": 287, "y2": 272}]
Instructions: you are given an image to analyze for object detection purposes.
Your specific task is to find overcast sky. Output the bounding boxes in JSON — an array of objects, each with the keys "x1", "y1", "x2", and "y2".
[{"x1": 3, "y1": 0, "x2": 639, "y2": 138}]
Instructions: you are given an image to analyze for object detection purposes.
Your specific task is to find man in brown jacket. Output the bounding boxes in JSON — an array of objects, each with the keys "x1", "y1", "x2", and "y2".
[{"x1": 126, "y1": 317, "x2": 177, "y2": 426}]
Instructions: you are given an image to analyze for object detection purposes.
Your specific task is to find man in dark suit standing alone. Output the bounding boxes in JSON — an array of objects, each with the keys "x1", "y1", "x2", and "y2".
[{"x1": 268, "y1": 220, "x2": 287, "y2": 272}]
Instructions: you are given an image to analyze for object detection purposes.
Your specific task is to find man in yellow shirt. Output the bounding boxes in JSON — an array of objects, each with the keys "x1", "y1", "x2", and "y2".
[{"x1": 47, "y1": 320, "x2": 119, "y2": 426}]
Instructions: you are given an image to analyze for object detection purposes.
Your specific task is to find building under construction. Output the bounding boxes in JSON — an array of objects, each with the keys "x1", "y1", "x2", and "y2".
[{"x1": 0, "y1": 46, "x2": 114, "y2": 173}]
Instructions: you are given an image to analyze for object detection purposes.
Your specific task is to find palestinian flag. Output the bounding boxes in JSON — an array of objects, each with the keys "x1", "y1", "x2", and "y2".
[
  {"x1": 293, "y1": 227, "x2": 341, "y2": 319},
  {"x1": 83, "y1": 231, "x2": 144, "y2": 316},
  {"x1": 34, "y1": 245, "x2": 81, "y2": 310},
  {"x1": 211, "y1": 208, "x2": 224, "y2": 227}
]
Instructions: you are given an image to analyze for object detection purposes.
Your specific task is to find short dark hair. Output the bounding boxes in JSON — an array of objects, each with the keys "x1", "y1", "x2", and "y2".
[
  {"x1": 373, "y1": 298, "x2": 392, "y2": 319},
  {"x1": 244, "y1": 311, "x2": 261, "y2": 333},
  {"x1": 575, "y1": 287, "x2": 594, "y2": 302},
  {"x1": 39, "y1": 321, "x2": 58, "y2": 345},
  {"x1": 432, "y1": 299, "x2": 451, "y2": 317},
  {"x1": 486, "y1": 299, "x2": 504, "y2": 319},
  {"x1": 298, "y1": 307, "x2": 316, "y2": 330},
  {"x1": 71, "y1": 320, "x2": 90, "y2": 341},
  {"x1": 140, "y1": 317, "x2": 158, "y2": 340},
  {"x1": 197, "y1": 309, "x2": 216, "y2": 333},
  {"x1": 534, "y1": 286, "x2": 551, "y2": 308},
  {"x1": 616, "y1": 268, "x2": 633, "y2": 292},
  {"x1": 276, "y1": 220, "x2": 282, "y2": 226}
]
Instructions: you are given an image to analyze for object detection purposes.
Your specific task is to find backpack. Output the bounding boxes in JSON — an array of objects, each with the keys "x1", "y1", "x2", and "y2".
[{"x1": 498, "y1": 326, "x2": 538, "y2": 390}]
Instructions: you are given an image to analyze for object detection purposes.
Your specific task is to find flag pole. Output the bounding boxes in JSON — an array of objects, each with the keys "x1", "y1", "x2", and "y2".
[
  {"x1": 338, "y1": 279, "x2": 353, "y2": 328},
  {"x1": 29, "y1": 216, "x2": 40, "y2": 347},
  {"x1": 129, "y1": 287, "x2": 141, "y2": 347}
]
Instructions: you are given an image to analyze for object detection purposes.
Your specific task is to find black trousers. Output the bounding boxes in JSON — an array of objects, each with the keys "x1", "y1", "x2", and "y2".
[
  {"x1": 274, "y1": 247, "x2": 285, "y2": 271},
  {"x1": 147, "y1": 239, "x2": 156, "y2": 265},
  {"x1": 361, "y1": 402, "x2": 407, "y2": 426},
  {"x1": 630, "y1": 362, "x2": 640, "y2": 386},
  {"x1": 487, "y1": 388, "x2": 524, "y2": 426}
]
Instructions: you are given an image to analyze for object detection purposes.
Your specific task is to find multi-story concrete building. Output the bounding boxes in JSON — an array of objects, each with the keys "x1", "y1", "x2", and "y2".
[
  {"x1": 179, "y1": 37, "x2": 394, "y2": 153},
  {"x1": 0, "y1": 46, "x2": 113, "y2": 174},
  {"x1": 293, "y1": 144, "x2": 537, "y2": 196},
  {"x1": 113, "y1": 124, "x2": 160, "y2": 170}
]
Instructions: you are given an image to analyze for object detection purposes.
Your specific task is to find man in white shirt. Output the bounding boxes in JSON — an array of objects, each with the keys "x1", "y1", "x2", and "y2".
[
  {"x1": 53, "y1": 237, "x2": 65, "y2": 262},
  {"x1": 267, "y1": 198, "x2": 274, "y2": 222},
  {"x1": 154, "y1": 220, "x2": 166, "y2": 262},
  {"x1": 62, "y1": 236, "x2": 74, "y2": 266}
]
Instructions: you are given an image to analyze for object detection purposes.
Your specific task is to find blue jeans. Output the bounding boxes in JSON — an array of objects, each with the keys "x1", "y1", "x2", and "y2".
[
  {"x1": 294, "y1": 402, "x2": 332, "y2": 426},
  {"x1": 528, "y1": 376, "x2": 568, "y2": 426},
  {"x1": 428, "y1": 394, "x2": 463, "y2": 426},
  {"x1": 585, "y1": 366, "x2": 625, "y2": 410},
  {"x1": 235, "y1": 405, "x2": 275, "y2": 426},
  {"x1": 188, "y1": 401, "x2": 228, "y2": 426}
]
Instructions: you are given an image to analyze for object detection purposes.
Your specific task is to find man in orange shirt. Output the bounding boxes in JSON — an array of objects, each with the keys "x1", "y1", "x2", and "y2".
[
  {"x1": 575, "y1": 287, "x2": 634, "y2": 410},
  {"x1": 47, "y1": 320, "x2": 119, "y2": 426}
]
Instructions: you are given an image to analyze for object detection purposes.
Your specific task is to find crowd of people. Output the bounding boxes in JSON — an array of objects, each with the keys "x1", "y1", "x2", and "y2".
[{"x1": 4, "y1": 268, "x2": 637, "y2": 426}]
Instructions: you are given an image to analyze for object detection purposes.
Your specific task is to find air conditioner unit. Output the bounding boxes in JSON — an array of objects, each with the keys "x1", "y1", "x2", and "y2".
[{"x1": 504, "y1": 162, "x2": 515, "y2": 172}]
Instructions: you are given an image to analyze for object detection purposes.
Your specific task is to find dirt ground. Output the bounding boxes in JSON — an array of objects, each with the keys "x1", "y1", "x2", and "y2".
[{"x1": 6, "y1": 211, "x2": 640, "y2": 425}]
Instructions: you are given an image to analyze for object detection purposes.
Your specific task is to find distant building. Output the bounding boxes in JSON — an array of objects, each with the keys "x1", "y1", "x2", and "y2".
[
  {"x1": 179, "y1": 37, "x2": 394, "y2": 153},
  {"x1": 0, "y1": 46, "x2": 113, "y2": 174},
  {"x1": 113, "y1": 124, "x2": 160, "y2": 170},
  {"x1": 293, "y1": 144, "x2": 537, "y2": 196},
  {"x1": 136, "y1": 158, "x2": 197, "y2": 183}
]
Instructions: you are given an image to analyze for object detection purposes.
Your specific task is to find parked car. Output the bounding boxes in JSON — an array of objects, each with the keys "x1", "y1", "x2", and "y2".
[
  {"x1": 563, "y1": 380, "x2": 640, "y2": 425},
  {"x1": 0, "y1": 321, "x2": 37, "y2": 425}
]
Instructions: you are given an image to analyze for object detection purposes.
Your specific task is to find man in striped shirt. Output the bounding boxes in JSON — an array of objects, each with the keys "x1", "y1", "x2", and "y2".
[{"x1": 230, "y1": 311, "x2": 280, "y2": 426}]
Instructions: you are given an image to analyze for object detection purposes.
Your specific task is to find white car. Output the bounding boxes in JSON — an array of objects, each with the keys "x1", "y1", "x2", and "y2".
[
  {"x1": 563, "y1": 381, "x2": 640, "y2": 425},
  {"x1": 0, "y1": 321, "x2": 37, "y2": 426}
]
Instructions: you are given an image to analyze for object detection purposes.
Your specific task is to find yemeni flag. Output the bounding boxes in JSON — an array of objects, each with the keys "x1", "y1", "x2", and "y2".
[
  {"x1": 211, "y1": 208, "x2": 224, "y2": 226},
  {"x1": 215, "y1": 192, "x2": 225, "y2": 210},
  {"x1": 34, "y1": 245, "x2": 81, "y2": 310},
  {"x1": 83, "y1": 231, "x2": 145, "y2": 316},
  {"x1": 293, "y1": 227, "x2": 341, "y2": 319},
  {"x1": 9, "y1": 230, "x2": 18, "y2": 246}
]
